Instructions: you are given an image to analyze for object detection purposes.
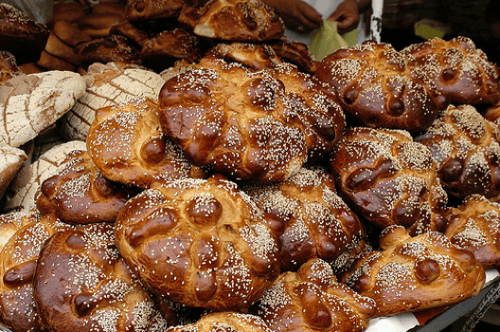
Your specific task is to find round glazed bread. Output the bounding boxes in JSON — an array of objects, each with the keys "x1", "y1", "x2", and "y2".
[
  {"x1": 339, "y1": 226, "x2": 486, "y2": 317},
  {"x1": 59, "y1": 64, "x2": 165, "y2": 141},
  {"x1": 165, "y1": 312, "x2": 273, "y2": 332},
  {"x1": 314, "y1": 40, "x2": 448, "y2": 133},
  {"x1": 0, "y1": 4, "x2": 49, "y2": 64},
  {"x1": 159, "y1": 59, "x2": 344, "y2": 183},
  {"x1": 33, "y1": 222, "x2": 172, "y2": 332},
  {"x1": 36, "y1": 150, "x2": 137, "y2": 224},
  {"x1": 268, "y1": 38, "x2": 319, "y2": 74},
  {"x1": 0, "y1": 214, "x2": 72, "y2": 332},
  {"x1": 254, "y1": 258, "x2": 377, "y2": 332},
  {"x1": 192, "y1": 0, "x2": 284, "y2": 41},
  {"x1": 402, "y1": 36, "x2": 500, "y2": 106},
  {"x1": 87, "y1": 98, "x2": 199, "y2": 189},
  {"x1": 329, "y1": 127, "x2": 448, "y2": 235},
  {"x1": 444, "y1": 194, "x2": 500, "y2": 270},
  {"x1": 0, "y1": 210, "x2": 39, "y2": 255},
  {"x1": 242, "y1": 166, "x2": 370, "y2": 273},
  {"x1": 114, "y1": 175, "x2": 280, "y2": 311},
  {"x1": 415, "y1": 104, "x2": 500, "y2": 201}
]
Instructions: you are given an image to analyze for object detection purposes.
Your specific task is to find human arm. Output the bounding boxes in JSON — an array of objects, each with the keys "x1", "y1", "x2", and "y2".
[
  {"x1": 327, "y1": 0, "x2": 371, "y2": 34},
  {"x1": 260, "y1": 0, "x2": 323, "y2": 32}
]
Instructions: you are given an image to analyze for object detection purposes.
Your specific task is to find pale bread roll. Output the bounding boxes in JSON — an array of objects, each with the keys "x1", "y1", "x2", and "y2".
[{"x1": 0, "y1": 145, "x2": 27, "y2": 201}]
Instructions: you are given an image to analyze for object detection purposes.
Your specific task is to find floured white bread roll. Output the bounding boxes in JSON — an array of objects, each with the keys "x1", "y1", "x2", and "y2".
[
  {"x1": 0, "y1": 214, "x2": 72, "y2": 332},
  {"x1": 87, "y1": 98, "x2": 204, "y2": 189},
  {"x1": 339, "y1": 226, "x2": 485, "y2": 317},
  {"x1": 193, "y1": 0, "x2": 284, "y2": 41},
  {"x1": 0, "y1": 145, "x2": 27, "y2": 201},
  {"x1": 166, "y1": 312, "x2": 273, "y2": 332},
  {"x1": 242, "y1": 166, "x2": 370, "y2": 273},
  {"x1": 1, "y1": 141, "x2": 87, "y2": 213},
  {"x1": 0, "y1": 71, "x2": 86, "y2": 148},
  {"x1": 254, "y1": 258, "x2": 377, "y2": 332},
  {"x1": 444, "y1": 194, "x2": 500, "y2": 270},
  {"x1": 60, "y1": 63, "x2": 165, "y2": 141},
  {"x1": 33, "y1": 222, "x2": 174, "y2": 332},
  {"x1": 114, "y1": 175, "x2": 280, "y2": 311}
]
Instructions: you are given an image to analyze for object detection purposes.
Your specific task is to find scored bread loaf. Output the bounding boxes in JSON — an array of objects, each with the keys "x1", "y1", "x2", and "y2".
[
  {"x1": 329, "y1": 127, "x2": 448, "y2": 235},
  {"x1": 114, "y1": 174, "x2": 280, "y2": 311},
  {"x1": 254, "y1": 258, "x2": 377, "y2": 332},
  {"x1": 339, "y1": 226, "x2": 486, "y2": 317}
]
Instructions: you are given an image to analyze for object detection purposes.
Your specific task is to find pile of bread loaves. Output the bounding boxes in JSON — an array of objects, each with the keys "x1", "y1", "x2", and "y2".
[{"x1": 1, "y1": 1, "x2": 500, "y2": 332}]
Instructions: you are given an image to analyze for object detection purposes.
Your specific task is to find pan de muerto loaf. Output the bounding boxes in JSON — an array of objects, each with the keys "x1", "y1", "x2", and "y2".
[
  {"x1": 159, "y1": 59, "x2": 344, "y2": 182},
  {"x1": 36, "y1": 149, "x2": 137, "y2": 224},
  {"x1": 329, "y1": 127, "x2": 448, "y2": 235},
  {"x1": 444, "y1": 194, "x2": 500, "y2": 270},
  {"x1": 315, "y1": 40, "x2": 448, "y2": 133},
  {"x1": 402, "y1": 36, "x2": 500, "y2": 106},
  {"x1": 254, "y1": 258, "x2": 377, "y2": 332},
  {"x1": 87, "y1": 98, "x2": 200, "y2": 189},
  {"x1": 242, "y1": 166, "x2": 370, "y2": 273},
  {"x1": 0, "y1": 214, "x2": 72, "y2": 332},
  {"x1": 415, "y1": 104, "x2": 500, "y2": 201},
  {"x1": 339, "y1": 226, "x2": 485, "y2": 317},
  {"x1": 33, "y1": 222, "x2": 173, "y2": 332},
  {"x1": 114, "y1": 174, "x2": 280, "y2": 311},
  {"x1": 166, "y1": 311, "x2": 273, "y2": 332}
]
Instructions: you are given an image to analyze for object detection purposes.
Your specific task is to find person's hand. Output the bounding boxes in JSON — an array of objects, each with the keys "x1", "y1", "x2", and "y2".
[
  {"x1": 327, "y1": 0, "x2": 360, "y2": 34},
  {"x1": 261, "y1": 0, "x2": 323, "y2": 33}
]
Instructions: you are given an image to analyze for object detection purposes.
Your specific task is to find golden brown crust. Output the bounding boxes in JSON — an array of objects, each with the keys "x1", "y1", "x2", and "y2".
[
  {"x1": 166, "y1": 312, "x2": 273, "y2": 332},
  {"x1": 77, "y1": 12, "x2": 125, "y2": 38},
  {"x1": 444, "y1": 194, "x2": 500, "y2": 270},
  {"x1": 87, "y1": 98, "x2": 197, "y2": 189},
  {"x1": 193, "y1": 0, "x2": 284, "y2": 41},
  {"x1": 339, "y1": 226, "x2": 486, "y2": 317},
  {"x1": 33, "y1": 222, "x2": 172, "y2": 332},
  {"x1": 35, "y1": 150, "x2": 137, "y2": 224},
  {"x1": 402, "y1": 36, "x2": 500, "y2": 106},
  {"x1": 255, "y1": 258, "x2": 377, "y2": 331},
  {"x1": 269, "y1": 38, "x2": 318, "y2": 74},
  {"x1": 52, "y1": 20, "x2": 92, "y2": 48},
  {"x1": 159, "y1": 59, "x2": 344, "y2": 183},
  {"x1": 415, "y1": 104, "x2": 500, "y2": 201},
  {"x1": 0, "y1": 214, "x2": 72, "y2": 332},
  {"x1": 126, "y1": 0, "x2": 185, "y2": 21},
  {"x1": 329, "y1": 127, "x2": 448, "y2": 235},
  {"x1": 315, "y1": 40, "x2": 448, "y2": 133},
  {"x1": 242, "y1": 166, "x2": 369, "y2": 273},
  {"x1": 204, "y1": 42, "x2": 283, "y2": 71},
  {"x1": 44, "y1": 31, "x2": 85, "y2": 66},
  {"x1": 36, "y1": 50, "x2": 77, "y2": 72},
  {"x1": 114, "y1": 175, "x2": 280, "y2": 311},
  {"x1": 0, "y1": 4, "x2": 49, "y2": 64}
]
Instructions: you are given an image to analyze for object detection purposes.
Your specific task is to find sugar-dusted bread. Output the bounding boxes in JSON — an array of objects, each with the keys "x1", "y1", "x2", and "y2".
[
  {"x1": 402, "y1": 36, "x2": 500, "y2": 106},
  {"x1": 192, "y1": 0, "x2": 284, "y2": 41},
  {"x1": 36, "y1": 150, "x2": 137, "y2": 224},
  {"x1": 166, "y1": 312, "x2": 273, "y2": 332},
  {"x1": 33, "y1": 222, "x2": 172, "y2": 332},
  {"x1": 159, "y1": 59, "x2": 344, "y2": 183},
  {"x1": 329, "y1": 127, "x2": 448, "y2": 235},
  {"x1": 0, "y1": 146, "x2": 27, "y2": 201},
  {"x1": 0, "y1": 214, "x2": 72, "y2": 332},
  {"x1": 242, "y1": 166, "x2": 370, "y2": 273},
  {"x1": 2, "y1": 141, "x2": 87, "y2": 213},
  {"x1": 339, "y1": 226, "x2": 486, "y2": 317},
  {"x1": 415, "y1": 104, "x2": 500, "y2": 201},
  {"x1": 254, "y1": 258, "x2": 377, "y2": 332},
  {"x1": 0, "y1": 71, "x2": 86, "y2": 148},
  {"x1": 87, "y1": 98, "x2": 201, "y2": 189},
  {"x1": 444, "y1": 194, "x2": 500, "y2": 270},
  {"x1": 114, "y1": 175, "x2": 280, "y2": 311},
  {"x1": 59, "y1": 63, "x2": 165, "y2": 141},
  {"x1": 315, "y1": 40, "x2": 448, "y2": 132}
]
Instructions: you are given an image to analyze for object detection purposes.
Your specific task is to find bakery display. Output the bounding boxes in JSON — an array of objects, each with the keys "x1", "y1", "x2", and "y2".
[
  {"x1": 1, "y1": 1, "x2": 500, "y2": 331},
  {"x1": 254, "y1": 258, "x2": 377, "y2": 331},
  {"x1": 415, "y1": 104, "x2": 500, "y2": 201},
  {"x1": 444, "y1": 194, "x2": 500, "y2": 270},
  {"x1": 329, "y1": 126, "x2": 448, "y2": 235},
  {"x1": 339, "y1": 226, "x2": 486, "y2": 317}
]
